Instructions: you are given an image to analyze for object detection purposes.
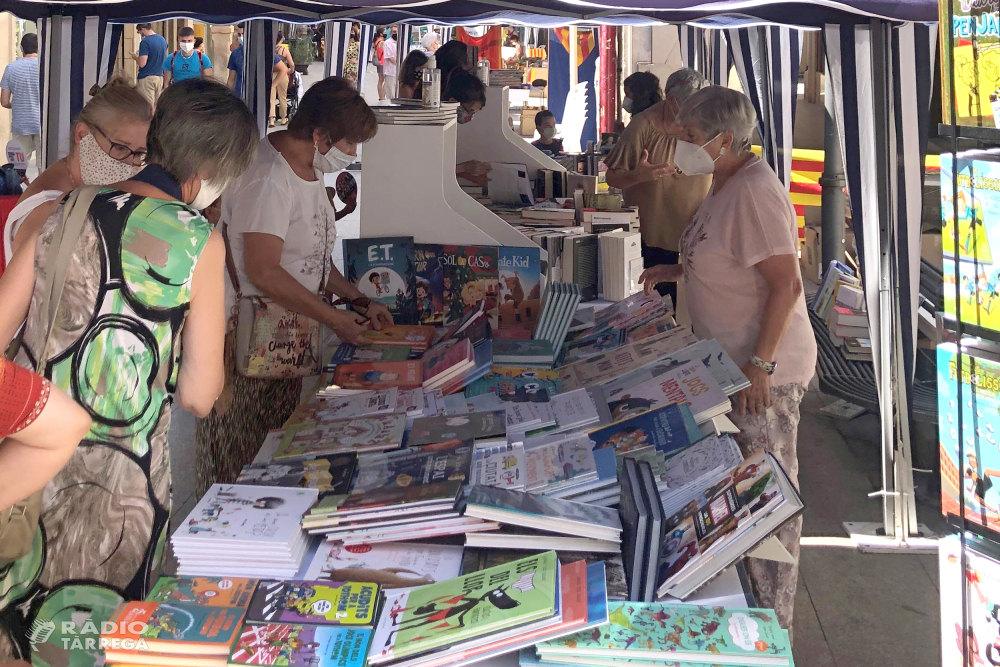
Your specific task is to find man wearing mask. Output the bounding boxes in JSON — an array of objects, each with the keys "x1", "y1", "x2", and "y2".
[
  {"x1": 227, "y1": 26, "x2": 245, "y2": 99},
  {"x1": 164, "y1": 26, "x2": 213, "y2": 85},
  {"x1": 604, "y1": 68, "x2": 712, "y2": 307},
  {"x1": 531, "y1": 109, "x2": 562, "y2": 155},
  {"x1": 131, "y1": 24, "x2": 168, "y2": 107},
  {"x1": 383, "y1": 28, "x2": 399, "y2": 99}
]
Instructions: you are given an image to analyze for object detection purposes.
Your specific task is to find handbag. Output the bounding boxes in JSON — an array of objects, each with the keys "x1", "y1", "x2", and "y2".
[
  {"x1": 0, "y1": 185, "x2": 100, "y2": 565},
  {"x1": 222, "y1": 223, "x2": 322, "y2": 380}
]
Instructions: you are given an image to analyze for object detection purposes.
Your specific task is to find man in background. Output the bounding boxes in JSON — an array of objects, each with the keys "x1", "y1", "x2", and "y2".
[
  {"x1": 1, "y1": 33, "x2": 39, "y2": 163},
  {"x1": 227, "y1": 26, "x2": 245, "y2": 99},
  {"x1": 164, "y1": 27, "x2": 213, "y2": 85},
  {"x1": 383, "y1": 28, "x2": 398, "y2": 99},
  {"x1": 131, "y1": 23, "x2": 167, "y2": 107}
]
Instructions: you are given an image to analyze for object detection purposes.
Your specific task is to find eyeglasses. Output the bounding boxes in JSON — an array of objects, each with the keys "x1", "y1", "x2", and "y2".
[{"x1": 91, "y1": 123, "x2": 147, "y2": 163}]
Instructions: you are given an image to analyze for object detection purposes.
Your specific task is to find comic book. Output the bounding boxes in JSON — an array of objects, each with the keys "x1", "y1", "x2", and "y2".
[
  {"x1": 146, "y1": 576, "x2": 257, "y2": 608},
  {"x1": 343, "y1": 236, "x2": 419, "y2": 324},
  {"x1": 230, "y1": 623, "x2": 372, "y2": 667},
  {"x1": 367, "y1": 551, "x2": 560, "y2": 663},
  {"x1": 273, "y1": 413, "x2": 407, "y2": 460},
  {"x1": 247, "y1": 580, "x2": 379, "y2": 626},
  {"x1": 414, "y1": 243, "x2": 446, "y2": 325},
  {"x1": 498, "y1": 246, "x2": 542, "y2": 334},
  {"x1": 445, "y1": 245, "x2": 500, "y2": 328}
]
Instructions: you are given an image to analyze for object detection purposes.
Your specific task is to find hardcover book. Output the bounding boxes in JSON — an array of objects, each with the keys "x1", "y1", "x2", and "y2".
[
  {"x1": 363, "y1": 325, "x2": 436, "y2": 351},
  {"x1": 331, "y1": 343, "x2": 412, "y2": 365},
  {"x1": 352, "y1": 440, "x2": 473, "y2": 493},
  {"x1": 231, "y1": 623, "x2": 372, "y2": 667},
  {"x1": 237, "y1": 455, "x2": 356, "y2": 499},
  {"x1": 104, "y1": 601, "x2": 244, "y2": 654},
  {"x1": 333, "y1": 361, "x2": 423, "y2": 390},
  {"x1": 523, "y1": 436, "x2": 598, "y2": 492},
  {"x1": 465, "y1": 366, "x2": 562, "y2": 400},
  {"x1": 494, "y1": 339, "x2": 558, "y2": 366},
  {"x1": 498, "y1": 246, "x2": 542, "y2": 334},
  {"x1": 146, "y1": 576, "x2": 257, "y2": 608},
  {"x1": 558, "y1": 327, "x2": 699, "y2": 391},
  {"x1": 472, "y1": 444, "x2": 527, "y2": 491},
  {"x1": 466, "y1": 485, "x2": 622, "y2": 541},
  {"x1": 247, "y1": 580, "x2": 379, "y2": 626},
  {"x1": 273, "y1": 413, "x2": 407, "y2": 460},
  {"x1": 172, "y1": 484, "x2": 318, "y2": 545},
  {"x1": 600, "y1": 360, "x2": 731, "y2": 424},
  {"x1": 302, "y1": 542, "x2": 465, "y2": 589},
  {"x1": 287, "y1": 390, "x2": 398, "y2": 425},
  {"x1": 423, "y1": 338, "x2": 476, "y2": 388},
  {"x1": 587, "y1": 403, "x2": 702, "y2": 456},
  {"x1": 414, "y1": 243, "x2": 446, "y2": 325},
  {"x1": 344, "y1": 236, "x2": 419, "y2": 324},
  {"x1": 406, "y1": 410, "x2": 507, "y2": 447},
  {"x1": 445, "y1": 245, "x2": 501, "y2": 328}
]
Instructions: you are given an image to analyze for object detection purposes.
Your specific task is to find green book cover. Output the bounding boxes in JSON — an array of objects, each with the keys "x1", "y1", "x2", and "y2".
[
  {"x1": 536, "y1": 603, "x2": 791, "y2": 665},
  {"x1": 368, "y1": 551, "x2": 560, "y2": 663}
]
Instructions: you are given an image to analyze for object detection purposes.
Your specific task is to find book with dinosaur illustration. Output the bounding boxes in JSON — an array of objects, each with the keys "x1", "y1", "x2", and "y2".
[
  {"x1": 273, "y1": 413, "x2": 407, "y2": 460},
  {"x1": 534, "y1": 602, "x2": 791, "y2": 666},
  {"x1": 247, "y1": 580, "x2": 379, "y2": 626},
  {"x1": 445, "y1": 245, "x2": 500, "y2": 328},
  {"x1": 344, "y1": 236, "x2": 419, "y2": 324},
  {"x1": 230, "y1": 623, "x2": 372, "y2": 667},
  {"x1": 367, "y1": 551, "x2": 561, "y2": 664},
  {"x1": 498, "y1": 246, "x2": 542, "y2": 334},
  {"x1": 103, "y1": 601, "x2": 245, "y2": 654},
  {"x1": 146, "y1": 576, "x2": 257, "y2": 608},
  {"x1": 414, "y1": 243, "x2": 446, "y2": 325}
]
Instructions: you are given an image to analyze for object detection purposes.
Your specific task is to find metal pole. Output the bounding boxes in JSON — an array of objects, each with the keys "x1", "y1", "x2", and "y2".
[
  {"x1": 568, "y1": 25, "x2": 579, "y2": 89},
  {"x1": 820, "y1": 72, "x2": 846, "y2": 267}
]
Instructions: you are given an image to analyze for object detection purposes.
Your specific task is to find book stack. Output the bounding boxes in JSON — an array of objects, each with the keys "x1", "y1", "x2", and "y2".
[
  {"x1": 171, "y1": 485, "x2": 318, "y2": 578},
  {"x1": 828, "y1": 305, "x2": 871, "y2": 353},
  {"x1": 521, "y1": 202, "x2": 576, "y2": 226},
  {"x1": 581, "y1": 207, "x2": 640, "y2": 234},
  {"x1": 516, "y1": 227, "x2": 598, "y2": 297},
  {"x1": 813, "y1": 259, "x2": 862, "y2": 321},
  {"x1": 843, "y1": 336, "x2": 873, "y2": 361},
  {"x1": 599, "y1": 231, "x2": 643, "y2": 301},
  {"x1": 562, "y1": 293, "x2": 676, "y2": 363},
  {"x1": 489, "y1": 69, "x2": 525, "y2": 86},
  {"x1": 619, "y1": 457, "x2": 663, "y2": 600},
  {"x1": 329, "y1": 343, "x2": 412, "y2": 367},
  {"x1": 534, "y1": 282, "x2": 583, "y2": 359},
  {"x1": 372, "y1": 101, "x2": 461, "y2": 125}
]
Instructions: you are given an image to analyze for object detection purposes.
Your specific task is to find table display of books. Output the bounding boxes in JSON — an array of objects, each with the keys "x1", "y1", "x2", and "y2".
[{"x1": 138, "y1": 236, "x2": 809, "y2": 667}]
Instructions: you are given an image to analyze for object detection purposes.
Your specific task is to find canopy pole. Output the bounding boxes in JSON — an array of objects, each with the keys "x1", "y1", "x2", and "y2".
[
  {"x1": 568, "y1": 25, "x2": 578, "y2": 89},
  {"x1": 820, "y1": 70, "x2": 846, "y2": 267}
]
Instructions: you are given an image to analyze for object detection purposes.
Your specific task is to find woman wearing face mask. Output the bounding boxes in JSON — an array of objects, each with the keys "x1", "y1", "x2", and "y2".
[
  {"x1": 195, "y1": 77, "x2": 392, "y2": 495},
  {"x1": 0, "y1": 79, "x2": 256, "y2": 664},
  {"x1": 531, "y1": 109, "x2": 562, "y2": 155},
  {"x1": 397, "y1": 49, "x2": 429, "y2": 100},
  {"x1": 446, "y1": 70, "x2": 492, "y2": 186},
  {"x1": 3, "y1": 80, "x2": 152, "y2": 264},
  {"x1": 639, "y1": 86, "x2": 816, "y2": 633},
  {"x1": 622, "y1": 71, "x2": 663, "y2": 117}
]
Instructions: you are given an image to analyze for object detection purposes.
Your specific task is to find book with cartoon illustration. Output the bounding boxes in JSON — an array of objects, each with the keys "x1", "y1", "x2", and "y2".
[
  {"x1": 238, "y1": 454, "x2": 356, "y2": 500},
  {"x1": 558, "y1": 327, "x2": 700, "y2": 391},
  {"x1": 363, "y1": 325, "x2": 436, "y2": 352},
  {"x1": 172, "y1": 484, "x2": 318, "y2": 545},
  {"x1": 146, "y1": 576, "x2": 257, "y2": 608},
  {"x1": 287, "y1": 390, "x2": 399, "y2": 426},
  {"x1": 523, "y1": 436, "x2": 598, "y2": 493},
  {"x1": 465, "y1": 486, "x2": 622, "y2": 542},
  {"x1": 352, "y1": 440, "x2": 473, "y2": 493},
  {"x1": 344, "y1": 236, "x2": 419, "y2": 324},
  {"x1": 587, "y1": 403, "x2": 702, "y2": 457},
  {"x1": 331, "y1": 343, "x2": 413, "y2": 365},
  {"x1": 247, "y1": 580, "x2": 379, "y2": 626},
  {"x1": 597, "y1": 339, "x2": 750, "y2": 397},
  {"x1": 535, "y1": 602, "x2": 791, "y2": 666},
  {"x1": 596, "y1": 360, "x2": 731, "y2": 425},
  {"x1": 406, "y1": 410, "x2": 507, "y2": 448},
  {"x1": 498, "y1": 246, "x2": 542, "y2": 334},
  {"x1": 472, "y1": 444, "x2": 527, "y2": 491},
  {"x1": 465, "y1": 365, "x2": 562, "y2": 400},
  {"x1": 230, "y1": 623, "x2": 372, "y2": 667},
  {"x1": 273, "y1": 413, "x2": 407, "y2": 460},
  {"x1": 333, "y1": 361, "x2": 423, "y2": 391},
  {"x1": 102, "y1": 601, "x2": 244, "y2": 654},
  {"x1": 302, "y1": 542, "x2": 465, "y2": 590},
  {"x1": 445, "y1": 245, "x2": 500, "y2": 328},
  {"x1": 414, "y1": 243, "x2": 446, "y2": 325},
  {"x1": 367, "y1": 551, "x2": 560, "y2": 663}
]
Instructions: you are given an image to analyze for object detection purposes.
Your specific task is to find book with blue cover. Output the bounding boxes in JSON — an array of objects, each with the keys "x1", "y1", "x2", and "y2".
[
  {"x1": 465, "y1": 365, "x2": 562, "y2": 400},
  {"x1": 414, "y1": 243, "x2": 446, "y2": 325},
  {"x1": 344, "y1": 236, "x2": 418, "y2": 324},
  {"x1": 587, "y1": 403, "x2": 701, "y2": 457}
]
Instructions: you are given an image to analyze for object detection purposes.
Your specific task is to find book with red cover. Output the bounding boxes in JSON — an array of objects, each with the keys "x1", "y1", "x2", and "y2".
[
  {"x1": 832, "y1": 306, "x2": 868, "y2": 329},
  {"x1": 422, "y1": 338, "x2": 475, "y2": 389},
  {"x1": 363, "y1": 325, "x2": 436, "y2": 351},
  {"x1": 333, "y1": 361, "x2": 422, "y2": 390}
]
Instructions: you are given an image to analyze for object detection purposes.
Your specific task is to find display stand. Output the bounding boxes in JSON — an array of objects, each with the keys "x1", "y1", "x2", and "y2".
[
  {"x1": 456, "y1": 86, "x2": 567, "y2": 180},
  {"x1": 360, "y1": 118, "x2": 536, "y2": 248}
]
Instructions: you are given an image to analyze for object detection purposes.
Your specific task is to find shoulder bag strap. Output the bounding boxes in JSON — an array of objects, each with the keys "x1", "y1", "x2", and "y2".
[{"x1": 221, "y1": 222, "x2": 243, "y2": 299}]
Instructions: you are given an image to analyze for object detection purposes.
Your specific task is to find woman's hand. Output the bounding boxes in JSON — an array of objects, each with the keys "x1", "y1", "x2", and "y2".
[
  {"x1": 327, "y1": 308, "x2": 370, "y2": 345},
  {"x1": 737, "y1": 362, "x2": 771, "y2": 417},
  {"x1": 639, "y1": 263, "x2": 683, "y2": 294},
  {"x1": 363, "y1": 301, "x2": 394, "y2": 330},
  {"x1": 635, "y1": 149, "x2": 676, "y2": 183}
]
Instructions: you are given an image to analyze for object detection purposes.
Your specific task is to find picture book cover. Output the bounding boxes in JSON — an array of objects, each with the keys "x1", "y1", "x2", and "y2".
[
  {"x1": 939, "y1": 534, "x2": 1000, "y2": 667},
  {"x1": 338, "y1": 479, "x2": 463, "y2": 513},
  {"x1": 597, "y1": 338, "x2": 749, "y2": 398},
  {"x1": 406, "y1": 410, "x2": 507, "y2": 447},
  {"x1": 363, "y1": 325, "x2": 436, "y2": 350},
  {"x1": 367, "y1": 551, "x2": 560, "y2": 663},
  {"x1": 146, "y1": 576, "x2": 257, "y2": 608},
  {"x1": 333, "y1": 361, "x2": 423, "y2": 390},
  {"x1": 423, "y1": 338, "x2": 475, "y2": 386},
  {"x1": 414, "y1": 243, "x2": 445, "y2": 325},
  {"x1": 230, "y1": 623, "x2": 372, "y2": 667},
  {"x1": 445, "y1": 245, "x2": 500, "y2": 328},
  {"x1": 524, "y1": 436, "x2": 598, "y2": 492},
  {"x1": 559, "y1": 327, "x2": 699, "y2": 391},
  {"x1": 498, "y1": 246, "x2": 542, "y2": 333},
  {"x1": 603, "y1": 360, "x2": 729, "y2": 424},
  {"x1": 467, "y1": 486, "x2": 622, "y2": 534},
  {"x1": 352, "y1": 440, "x2": 473, "y2": 493},
  {"x1": 247, "y1": 580, "x2": 379, "y2": 626},
  {"x1": 287, "y1": 390, "x2": 398, "y2": 425},
  {"x1": 465, "y1": 366, "x2": 562, "y2": 400},
  {"x1": 331, "y1": 343, "x2": 412, "y2": 365},
  {"x1": 302, "y1": 542, "x2": 465, "y2": 589},
  {"x1": 173, "y1": 484, "x2": 318, "y2": 544},
  {"x1": 273, "y1": 413, "x2": 407, "y2": 460},
  {"x1": 587, "y1": 403, "x2": 701, "y2": 456},
  {"x1": 536, "y1": 603, "x2": 790, "y2": 664},
  {"x1": 344, "y1": 236, "x2": 419, "y2": 324},
  {"x1": 937, "y1": 343, "x2": 1000, "y2": 538},
  {"x1": 658, "y1": 435, "x2": 744, "y2": 499},
  {"x1": 472, "y1": 444, "x2": 526, "y2": 491},
  {"x1": 104, "y1": 601, "x2": 244, "y2": 650},
  {"x1": 238, "y1": 455, "x2": 356, "y2": 499}
]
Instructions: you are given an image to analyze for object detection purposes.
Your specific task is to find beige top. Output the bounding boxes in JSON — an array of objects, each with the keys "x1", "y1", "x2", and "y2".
[
  {"x1": 604, "y1": 105, "x2": 712, "y2": 252},
  {"x1": 679, "y1": 155, "x2": 817, "y2": 388}
]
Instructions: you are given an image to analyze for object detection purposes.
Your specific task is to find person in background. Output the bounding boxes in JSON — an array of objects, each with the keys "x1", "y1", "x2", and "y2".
[
  {"x1": 435, "y1": 39, "x2": 470, "y2": 93},
  {"x1": 275, "y1": 31, "x2": 295, "y2": 71},
  {"x1": 446, "y1": 70, "x2": 491, "y2": 186},
  {"x1": 622, "y1": 70, "x2": 662, "y2": 117},
  {"x1": 604, "y1": 68, "x2": 710, "y2": 308},
  {"x1": 383, "y1": 28, "x2": 398, "y2": 99},
  {"x1": 531, "y1": 109, "x2": 562, "y2": 155},
  {"x1": 194, "y1": 36, "x2": 206, "y2": 54},
  {"x1": 164, "y1": 26, "x2": 213, "y2": 84},
  {"x1": 1, "y1": 33, "x2": 39, "y2": 164},
  {"x1": 197, "y1": 77, "x2": 392, "y2": 494},
  {"x1": 131, "y1": 23, "x2": 167, "y2": 107},
  {"x1": 639, "y1": 86, "x2": 816, "y2": 633},
  {"x1": 3, "y1": 80, "x2": 152, "y2": 265},
  {"x1": 270, "y1": 52, "x2": 291, "y2": 127},
  {"x1": 344, "y1": 25, "x2": 360, "y2": 82},
  {"x1": 397, "y1": 49, "x2": 428, "y2": 100},
  {"x1": 227, "y1": 25, "x2": 245, "y2": 99},
  {"x1": 0, "y1": 78, "x2": 257, "y2": 665},
  {"x1": 505, "y1": 30, "x2": 524, "y2": 67},
  {"x1": 421, "y1": 29, "x2": 441, "y2": 53},
  {"x1": 373, "y1": 27, "x2": 387, "y2": 100}
]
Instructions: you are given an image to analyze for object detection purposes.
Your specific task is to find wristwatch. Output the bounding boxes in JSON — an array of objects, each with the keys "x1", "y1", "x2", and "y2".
[{"x1": 750, "y1": 355, "x2": 777, "y2": 375}]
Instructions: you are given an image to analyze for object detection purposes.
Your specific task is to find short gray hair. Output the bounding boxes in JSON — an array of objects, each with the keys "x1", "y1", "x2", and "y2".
[
  {"x1": 146, "y1": 78, "x2": 258, "y2": 186},
  {"x1": 676, "y1": 86, "x2": 757, "y2": 153},
  {"x1": 663, "y1": 68, "x2": 710, "y2": 103}
]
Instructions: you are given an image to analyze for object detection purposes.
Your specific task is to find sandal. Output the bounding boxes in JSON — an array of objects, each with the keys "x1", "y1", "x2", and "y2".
[{"x1": 268, "y1": 120, "x2": 275, "y2": 128}]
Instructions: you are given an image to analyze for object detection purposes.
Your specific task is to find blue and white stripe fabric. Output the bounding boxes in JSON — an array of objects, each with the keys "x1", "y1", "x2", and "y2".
[{"x1": 1, "y1": 57, "x2": 40, "y2": 136}]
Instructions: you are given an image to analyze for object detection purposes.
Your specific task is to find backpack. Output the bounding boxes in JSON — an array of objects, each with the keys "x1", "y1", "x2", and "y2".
[
  {"x1": 0, "y1": 164, "x2": 22, "y2": 195},
  {"x1": 168, "y1": 50, "x2": 205, "y2": 77}
]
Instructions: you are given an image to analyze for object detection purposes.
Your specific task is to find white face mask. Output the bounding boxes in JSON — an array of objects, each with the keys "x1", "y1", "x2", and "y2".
[
  {"x1": 540, "y1": 127, "x2": 556, "y2": 140},
  {"x1": 313, "y1": 143, "x2": 354, "y2": 178},
  {"x1": 78, "y1": 132, "x2": 142, "y2": 185},
  {"x1": 190, "y1": 178, "x2": 226, "y2": 210},
  {"x1": 179, "y1": 42, "x2": 195, "y2": 54},
  {"x1": 622, "y1": 97, "x2": 634, "y2": 113},
  {"x1": 673, "y1": 134, "x2": 722, "y2": 176}
]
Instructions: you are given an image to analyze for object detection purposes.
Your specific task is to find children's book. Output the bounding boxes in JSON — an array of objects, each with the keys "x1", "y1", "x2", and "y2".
[
  {"x1": 587, "y1": 403, "x2": 702, "y2": 457},
  {"x1": 172, "y1": 484, "x2": 318, "y2": 545},
  {"x1": 103, "y1": 601, "x2": 244, "y2": 655},
  {"x1": 414, "y1": 243, "x2": 446, "y2": 325},
  {"x1": 337, "y1": 479, "x2": 463, "y2": 515},
  {"x1": 598, "y1": 360, "x2": 731, "y2": 425},
  {"x1": 603, "y1": 339, "x2": 750, "y2": 397},
  {"x1": 406, "y1": 410, "x2": 507, "y2": 448},
  {"x1": 558, "y1": 327, "x2": 699, "y2": 391},
  {"x1": 273, "y1": 413, "x2": 407, "y2": 460},
  {"x1": 494, "y1": 339, "x2": 558, "y2": 366},
  {"x1": 287, "y1": 390, "x2": 398, "y2": 425},
  {"x1": 344, "y1": 236, "x2": 419, "y2": 324},
  {"x1": 498, "y1": 246, "x2": 542, "y2": 334},
  {"x1": 146, "y1": 576, "x2": 257, "y2": 608},
  {"x1": 302, "y1": 542, "x2": 465, "y2": 589},
  {"x1": 363, "y1": 325, "x2": 436, "y2": 352},
  {"x1": 658, "y1": 435, "x2": 744, "y2": 507},
  {"x1": 465, "y1": 486, "x2": 622, "y2": 541},
  {"x1": 331, "y1": 343, "x2": 412, "y2": 365},
  {"x1": 465, "y1": 366, "x2": 562, "y2": 400},
  {"x1": 939, "y1": 534, "x2": 1000, "y2": 667},
  {"x1": 238, "y1": 454, "x2": 356, "y2": 499},
  {"x1": 367, "y1": 551, "x2": 560, "y2": 663},
  {"x1": 472, "y1": 444, "x2": 527, "y2": 491},
  {"x1": 230, "y1": 624, "x2": 372, "y2": 667},
  {"x1": 523, "y1": 436, "x2": 598, "y2": 493},
  {"x1": 445, "y1": 245, "x2": 500, "y2": 328},
  {"x1": 352, "y1": 440, "x2": 473, "y2": 493},
  {"x1": 333, "y1": 361, "x2": 423, "y2": 390},
  {"x1": 247, "y1": 580, "x2": 379, "y2": 626},
  {"x1": 423, "y1": 338, "x2": 476, "y2": 389}
]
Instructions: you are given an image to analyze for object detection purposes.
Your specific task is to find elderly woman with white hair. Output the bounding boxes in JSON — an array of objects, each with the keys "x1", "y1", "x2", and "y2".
[{"x1": 641, "y1": 86, "x2": 816, "y2": 632}]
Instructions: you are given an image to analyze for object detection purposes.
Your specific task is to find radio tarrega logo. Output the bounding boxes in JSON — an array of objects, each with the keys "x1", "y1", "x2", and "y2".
[{"x1": 29, "y1": 616, "x2": 151, "y2": 651}]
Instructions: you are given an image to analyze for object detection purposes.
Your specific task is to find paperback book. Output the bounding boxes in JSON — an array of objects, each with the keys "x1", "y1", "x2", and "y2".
[
  {"x1": 465, "y1": 366, "x2": 562, "y2": 400},
  {"x1": 364, "y1": 325, "x2": 436, "y2": 352},
  {"x1": 939, "y1": 534, "x2": 1000, "y2": 667},
  {"x1": 287, "y1": 390, "x2": 398, "y2": 425},
  {"x1": 523, "y1": 435, "x2": 598, "y2": 493},
  {"x1": 344, "y1": 236, "x2": 419, "y2": 324}
]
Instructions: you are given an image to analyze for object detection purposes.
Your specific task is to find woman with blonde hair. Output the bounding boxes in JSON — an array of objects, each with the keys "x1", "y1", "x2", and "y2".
[{"x1": 3, "y1": 80, "x2": 152, "y2": 264}]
